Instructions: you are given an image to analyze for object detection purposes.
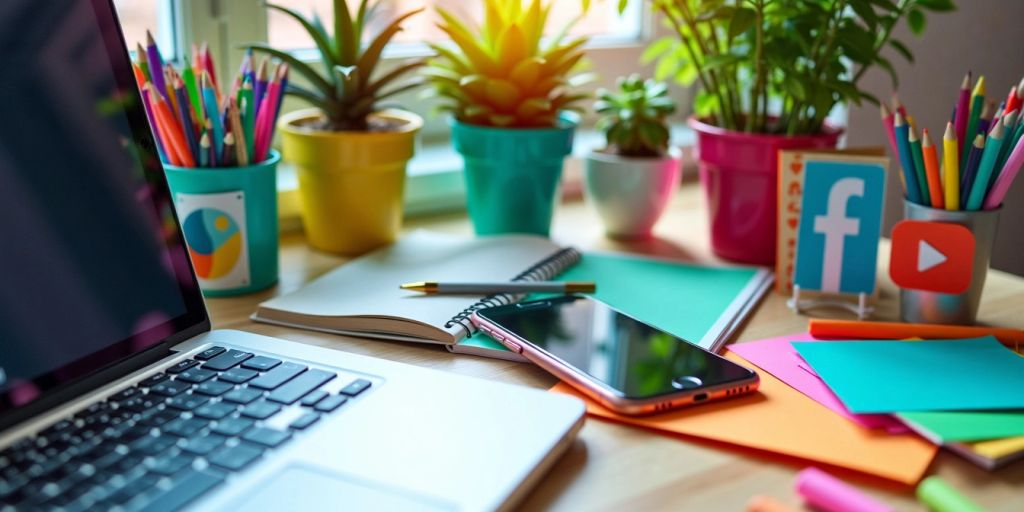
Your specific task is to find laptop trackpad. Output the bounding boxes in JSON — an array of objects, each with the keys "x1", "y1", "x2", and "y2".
[{"x1": 233, "y1": 464, "x2": 455, "y2": 511}]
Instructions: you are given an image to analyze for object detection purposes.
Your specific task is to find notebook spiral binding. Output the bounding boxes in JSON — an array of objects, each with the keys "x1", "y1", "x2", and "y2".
[{"x1": 445, "y1": 247, "x2": 583, "y2": 334}]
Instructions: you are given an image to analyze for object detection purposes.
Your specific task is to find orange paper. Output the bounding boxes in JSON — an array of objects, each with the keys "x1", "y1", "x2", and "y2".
[{"x1": 550, "y1": 352, "x2": 938, "y2": 485}]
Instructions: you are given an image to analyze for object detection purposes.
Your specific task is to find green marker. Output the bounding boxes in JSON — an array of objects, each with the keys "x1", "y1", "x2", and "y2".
[
  {"x1": 962, "y1": 76, "x2": 986, "y2": 170},
  {"x1": 917, "y1": 476, "x2": 985, "y2": 512},
  {"x1": 966, "y1": 118, "x2": 1006, "y2": 210},
  {"x1": 908, "y1": 125, "x2": 931, "y2": 205}
]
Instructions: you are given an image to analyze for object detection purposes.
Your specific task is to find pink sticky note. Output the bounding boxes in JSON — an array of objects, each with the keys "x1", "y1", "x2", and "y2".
[{"x1": 729, "y1": 334, "x2": 909, "y2": 434}]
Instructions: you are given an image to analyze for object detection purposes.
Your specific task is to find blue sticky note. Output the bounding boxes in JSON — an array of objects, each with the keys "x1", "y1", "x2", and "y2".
[
  {"x1": 793, "y1": 337, "x2": 1024, "y2": 414},
  {"x1": 793, "y1": 161, "x2": 886, "y2": 295}
]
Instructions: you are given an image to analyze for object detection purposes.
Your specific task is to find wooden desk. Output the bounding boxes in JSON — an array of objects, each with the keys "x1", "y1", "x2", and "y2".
[{"x1": 207, "y1": 184, "x2": 1024, "y2": 511}]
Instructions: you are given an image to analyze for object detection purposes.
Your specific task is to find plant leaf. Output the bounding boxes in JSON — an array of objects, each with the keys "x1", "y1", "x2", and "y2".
[
  {"x1": 266, "y1": 3, "x2": 338, "y2": 74},
  {"x1": 916, "y1": 0, "x2": 956, "y2": 12},
  {"x1": 728, "y1": 8, "x2": 756, "y2": 40},
  {"x1": 907, "y1": 8, "x2": 927, "y2": 35},
  {"x1": 356, "y1": 8, "x2": 424, "y2": 87},
  {"x1": 333, "y1": 0, "x2": 356, "y2": 64},
  {"x1": 889, "y1": 38, "x2": 914, "y2": 63},
  {"x1": 247, "y1": 44, "x2": 334, "y2": 97}
]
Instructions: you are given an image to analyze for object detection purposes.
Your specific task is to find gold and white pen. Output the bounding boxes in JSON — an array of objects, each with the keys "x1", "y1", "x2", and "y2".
[{"x1": 400, "y1": 281, "x2": 596, "y2": 295}]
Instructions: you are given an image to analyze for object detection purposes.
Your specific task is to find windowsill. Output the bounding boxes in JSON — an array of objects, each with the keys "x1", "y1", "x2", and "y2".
[{"x1": 277, "y1": 123, "x2": 697, "y2": 233}]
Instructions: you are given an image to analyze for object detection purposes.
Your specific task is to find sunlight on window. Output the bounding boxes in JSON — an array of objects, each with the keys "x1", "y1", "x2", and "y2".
[
  {"x1": 268, "y1": 0, "x2": 640, "y2": 53},
  {"x1": 113, "y1": 0, "x2": 174, "y2": 57}
]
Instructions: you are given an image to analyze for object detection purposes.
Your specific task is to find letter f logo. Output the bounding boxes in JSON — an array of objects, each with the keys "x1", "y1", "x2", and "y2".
[{"x1": 813, "y1": 178, "x2": 864, "y2": 292}]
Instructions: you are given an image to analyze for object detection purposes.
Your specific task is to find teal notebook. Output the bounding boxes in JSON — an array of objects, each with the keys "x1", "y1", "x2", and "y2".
[{"x1": 450, "y1": 252, "x2": 773, "y2": 361}]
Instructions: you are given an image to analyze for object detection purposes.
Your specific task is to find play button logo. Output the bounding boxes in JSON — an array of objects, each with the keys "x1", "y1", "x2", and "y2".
[
  {"x1": 890, "y1": 221, "x2": 975, "y2": 294},
  {"x1": 917, "y1": 240, "x2": 947, "y2": 272}
]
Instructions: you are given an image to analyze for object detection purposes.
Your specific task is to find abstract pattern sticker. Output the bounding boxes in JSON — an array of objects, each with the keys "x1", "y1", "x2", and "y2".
[{"x1": 174, "y1": 191, "x2": 250, "y2": 290}]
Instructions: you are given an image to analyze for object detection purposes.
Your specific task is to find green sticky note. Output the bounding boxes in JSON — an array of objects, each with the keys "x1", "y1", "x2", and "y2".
[
  {"x1": 899, "y1": 410, "x2": 1024, "y2": 443},
  {"x1": 793, "y1": 337, "x2": 1024, "y2": 414}
]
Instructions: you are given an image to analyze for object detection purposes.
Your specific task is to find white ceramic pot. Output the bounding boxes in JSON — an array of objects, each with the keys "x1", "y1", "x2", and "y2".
[{"x1": 583, "y1": 146, "x2": 683, "y2": 237}]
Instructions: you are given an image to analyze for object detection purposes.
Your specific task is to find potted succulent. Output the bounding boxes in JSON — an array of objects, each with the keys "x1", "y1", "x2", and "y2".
[
  {"x1": 639, "y1": 0, "x2": 955, "y2": 264},
  {"x1": 586, "y1": 75, "x2": 681, "y2": 238},
  {"x1": 249, "y1": 1, "x2": 425, "y2": 255},
  {"x1": 424, "y1": 0, "x2": 590, "y2": 236}
]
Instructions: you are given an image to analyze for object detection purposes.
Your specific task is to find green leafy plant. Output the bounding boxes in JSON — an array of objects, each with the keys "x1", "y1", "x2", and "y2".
[
  {"x1": 249, "y1": 0, "x2": 425, "y2": 131},
  {"x1": 639, "y1": 0, "x2": 956, "y2": 135},
  {"x1": 423, "y1": 0, "x2": 593, "y2": 128},
  {"x1": 595, "y1": 74, "x2": 677, "y2": 157}
]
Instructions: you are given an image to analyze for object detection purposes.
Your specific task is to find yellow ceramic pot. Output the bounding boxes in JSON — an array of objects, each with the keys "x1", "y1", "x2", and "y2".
[{"x1": 279, "y1": 108, "x2": 422, "y2": 255}]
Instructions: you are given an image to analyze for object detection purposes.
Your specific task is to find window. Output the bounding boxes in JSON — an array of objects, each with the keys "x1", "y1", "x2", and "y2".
[{"x1": 113, "y1": 0, "x2": 177, "y2": 59}]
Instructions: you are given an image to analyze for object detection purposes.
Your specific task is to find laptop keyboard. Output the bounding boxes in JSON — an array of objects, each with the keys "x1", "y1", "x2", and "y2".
[{"x1": 0, "y1": 346, "x2": 375, "y2": 512}]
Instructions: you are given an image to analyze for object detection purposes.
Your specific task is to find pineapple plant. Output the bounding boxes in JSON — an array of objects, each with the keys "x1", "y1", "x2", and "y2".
[
  {"x1": 249, "y1": 0, "x2": 425, "y2": 131},
  {"x1": 424, "y1": 0, "x2": 592, "y2": 128}
]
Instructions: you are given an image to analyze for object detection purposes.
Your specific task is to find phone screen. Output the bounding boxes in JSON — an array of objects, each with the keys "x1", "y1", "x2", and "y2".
[{"x1": 479, "y1": 296, "x2": 755, "y2": 399}]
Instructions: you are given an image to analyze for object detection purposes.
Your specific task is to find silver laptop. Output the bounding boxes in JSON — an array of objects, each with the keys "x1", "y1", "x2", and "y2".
[{"x1": 0, "y1": 1, "x2": 584, "y2": 510}]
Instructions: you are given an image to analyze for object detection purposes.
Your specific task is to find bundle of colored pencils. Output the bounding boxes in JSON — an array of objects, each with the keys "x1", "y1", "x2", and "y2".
[
  {"x1": 882, "y1": 72, "x2": 1024, "y2": 211},
  {"x1": 132, "y1": 31, "x2": 288, "y2": 169}
]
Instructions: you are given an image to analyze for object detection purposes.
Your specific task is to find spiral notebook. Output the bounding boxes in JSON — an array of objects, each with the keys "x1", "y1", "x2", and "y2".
[{"x1": 252, "y1": 231, "x2": 772, "y2": 361}]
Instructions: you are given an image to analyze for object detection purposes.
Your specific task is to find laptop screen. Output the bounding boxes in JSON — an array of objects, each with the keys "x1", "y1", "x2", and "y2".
[{"x1": 0, "y1": 0, "x2": 208, "y2": 414}]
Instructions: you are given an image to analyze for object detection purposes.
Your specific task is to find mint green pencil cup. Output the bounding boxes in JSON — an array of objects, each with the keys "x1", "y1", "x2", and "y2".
[
  {"x1": 451, "y1": 114, "x2": 577, "y2": 236},
  {"x1": 164, "y1": 151, "x2": 280, "y2": 297}
]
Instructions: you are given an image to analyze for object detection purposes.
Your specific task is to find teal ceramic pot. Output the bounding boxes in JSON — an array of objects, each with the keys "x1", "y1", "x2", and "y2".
[
  {"x1": 451, "y1": 113, "x2": 578, "y2": 236},
  {"x1": 163, "y1": 151, "x2": 280, "y2": 296}
]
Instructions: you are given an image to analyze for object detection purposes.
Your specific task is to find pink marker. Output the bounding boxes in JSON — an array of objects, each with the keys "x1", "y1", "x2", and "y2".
[
  {"x1": 795, "y1": 467, "x2": 894, "y2": 512},
  {"x1": 984, "y1": 136, "x2": 1024, "y2": 209}
]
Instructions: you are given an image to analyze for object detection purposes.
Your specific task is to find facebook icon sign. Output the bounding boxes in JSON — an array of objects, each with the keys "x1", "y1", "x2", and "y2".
[{"x1": 793, "y1": 161, "x2": 886, "y2": 295}]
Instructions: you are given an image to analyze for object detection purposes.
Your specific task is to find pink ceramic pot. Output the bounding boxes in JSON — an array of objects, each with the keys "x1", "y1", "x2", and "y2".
[{"x1": 689, "y1": 117, "x2": 842, "y2": 265}]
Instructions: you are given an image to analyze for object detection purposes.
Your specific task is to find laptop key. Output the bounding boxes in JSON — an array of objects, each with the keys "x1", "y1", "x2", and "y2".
[
  {"x1": 140, "y1": 409, "x2": 181, "y2": 427},
  {"x1": 194, "y1": 402, "x2": 236, "y2": 420},
  {"x1": 208, "y1": 444, "x2": 263, "y2": 472},
  {"x1": 313, "y1": 395, "x2": 347, "y2": 413},
  {"x1": 340, "y1": 378, "x2": 373, "y2": 397},
  {"x1": 210, "y1": 417, "x2": 254, "y2": 437},
  {"x1": 165, "y1": 360, "x2": 199, "y2": 374},
  {"x1": 137, "y1": 469, "x2": 225, "y2": 512},
  {"x1": 241, "y1": 427, "x2": 291, "y2": 448},
  {"x1": 268, "y1": 369, "x2": 335, "y2": 405},
  {"x1": 163, "y1": 418, "x2": 208, "y2": 437},
  {"x1": 300, "y1": 389, "x2": 328, "y2": 407},
  {"x1": 219, "y1": 367, "x2": 258, "y2": 384},
  {"x1": 149, "y1": 380, "x2": 192, "y2": 397},
  {"x1": 147, "y1": 454, "x2": 194, "y2": 476},
  {"x1": 222, "y1": 387, "x2": 263, "y2": 405},
  {"x1": 176, "y1": 368, "x2": 217, "y2": 384},
  {"x1": 109, "y1": 387, "x2": 142, "y2": 402},
  {"x1": 240, "y1": 400, "x2": 281, "y2": 420},
  {"x1": 194, "y1": 346, "x2": 226, "y2": 361},
  {"x1": 248, "y1": 362, "x2": 306, "y2": 390},
  {"x1": 201, "y1": 349, "x2": 254, "y2": 371},
  {"x1": 180, "y1": 435, "x2": 227, "y2": 456},
  {"x1": 194, "y1": 380, "x2": 234, "y2": 397},
  {"x1": 131, "y1": 435, "x2": 178, "y2": 457},
  {"x1": 240, "y1": 356, "x2": 281, "y2": 372},
  {"x1": 289, "y1": 413, "x2": 320, "y2": 430},
  {"x1": 138, "y1": 373, "x2": 170, "y2": 387},
  {"x1": 166, "y1": 394, "x2": 210, "y2": 411}
]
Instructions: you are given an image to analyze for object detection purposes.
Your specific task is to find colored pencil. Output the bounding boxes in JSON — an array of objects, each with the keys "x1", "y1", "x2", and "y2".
[
  {"x1": 140, "y1": 86, "x2": 168, "y2": 163},
  {"x1": 228, "y1": 100, "x2": 249, "y2": 167},
  {"x1": 985, "y1": 128, "x2": 1024, "y2": 209},
  {"x1": 975, "y1": 101, "x2": 994, "y2": 138},
  {"x1": 962, "y1": 76, "x2": 986, "y2": 169},
  {"x1": 148, "y1": 84, "x2": 194, "y2": 167},
  {"x1": 880, "y1": 104, "x2": 903, "y2": 194},
  {"x1": 240, "y1": 83, "x2": 256, "y2": 159},
  {"x1": 921, "y1": 129, "x2": 944, "y2": 209},
  {"x1": 254, "y1": 68, "x2": 282, "y2": 162},
  {"x1": 131, "y1": 64, "x2": 146, "y2": 88},
  {"x1": 182, "y1": 60, "x2": 202, "y2": 122},
  {"x1": 254, "y1": 59, "x2": 269, "y2": 117},
  {"x1": 271, "y1": 63, "x2": 289, "y2": 147},
  {"x1": 942, "y1": 122, "x2": 959, "y2": 211},
  {"x1": 892, "y1": 92, "x2": 907, "y2": 118},
  {"x1": 954, "y1": 72, "x2": 971, "y2": 155},
  {"x1": 908, "y1": 125, "x2": 930, "y2": 205},
  {"x1": 960, "y1": 135, "x2": 985, "y2": 209},
  {"x1": 222, "y1": 132, "x2": 237, "y2": 167},
  {"x1": 893, "y1": 112, "x2": 922, "y2": 204},
  {"x1": 201, "y1": 72, "x2": 225, "y2": 160},
  {"x1": 145, "y1": 31, "x2": 167, "y2": 101},
  {"x1": 198, "y1": 130, "x2": 211, "y2": 168},
  {"x1": 966, "y1": 119, "x2": 1006, "y2": 210},
  {"x1": 134, "y1": 42, "x2": 151, "y2": 84},
  {"x1": 1005, "y1": 85, "x2": 1021, "y2": 115},
  {"x1": 995, "y1": 110, "x2": 1019, "y2": 175},
  {"x1": 205, "y1": 119, "x2": 217, "y2": 167},
  {"x1": 173, "y1": 78, "x2": 199, "y2": 163}
]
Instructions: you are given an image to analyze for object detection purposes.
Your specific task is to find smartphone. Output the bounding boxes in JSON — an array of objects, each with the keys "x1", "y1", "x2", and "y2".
[{"x1": 472, "y1": 295, "x2": 759, "y2": 415}]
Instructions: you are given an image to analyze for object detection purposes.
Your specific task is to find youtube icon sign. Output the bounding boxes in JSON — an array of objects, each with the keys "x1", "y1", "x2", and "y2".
[{"x1": 890, "y1": 221, "x2": 976, "y2": 295}]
